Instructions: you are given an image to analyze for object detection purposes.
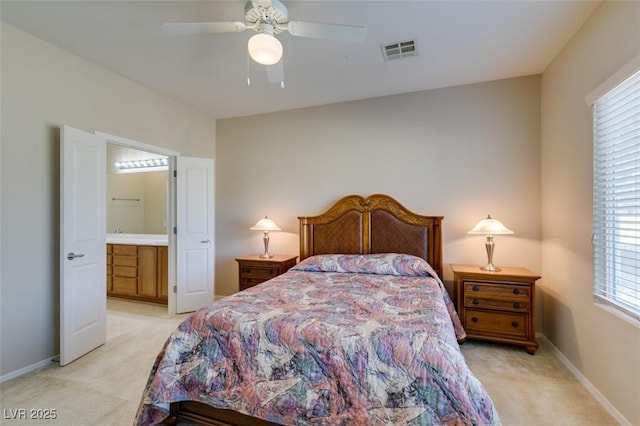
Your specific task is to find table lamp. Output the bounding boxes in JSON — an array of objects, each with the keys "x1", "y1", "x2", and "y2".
[
  {"x1": 467, "y1": 215, "x2": 513, "y2": 272},
  {"x1": 250, "y1": 215, "x2": 281, "y2": 259}
]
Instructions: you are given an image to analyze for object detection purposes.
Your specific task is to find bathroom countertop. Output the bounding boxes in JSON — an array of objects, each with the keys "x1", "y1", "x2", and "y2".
[{"x1": 106, "y1": 233, "x2": 168, "y2": 246}]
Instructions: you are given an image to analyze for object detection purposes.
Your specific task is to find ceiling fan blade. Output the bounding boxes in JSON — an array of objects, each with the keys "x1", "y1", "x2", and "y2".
[
  {"x1": 286, "y1": 21, "x2": 367, "y2": 43},
  {"x1": 266, "y1": 61, "x2": 284, "y2": 86},
  {"x1": 162, "y1": 22, "x2": 247, "y2": 35}
]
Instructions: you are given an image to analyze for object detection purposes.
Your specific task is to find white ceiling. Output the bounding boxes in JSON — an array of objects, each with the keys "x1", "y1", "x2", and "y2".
[{"x1": 1, "y1": 0, "x2": 600, "y2": 119}]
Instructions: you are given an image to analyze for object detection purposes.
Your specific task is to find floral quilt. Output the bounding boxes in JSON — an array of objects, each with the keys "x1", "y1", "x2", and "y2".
[{"x1": 135, "y1": 254, "x2": 500, "y2": 425}]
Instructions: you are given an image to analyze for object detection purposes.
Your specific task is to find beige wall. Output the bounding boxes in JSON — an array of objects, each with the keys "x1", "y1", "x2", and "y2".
[
  {"x1": 4, "y1": 3, "x2": 637, "y2": 421},
  {"x1": 541, "y1": 1, "x2": 640, "y2": 425},
  {"x1": 143, "y1": 172, "x2": 169, "y2": 234},
  {"x1": 216, "y1": 76, "x2": 542, "y2": 299},
  {"x1": 0, "y1": 23, "x2": 215, "y2": 377}
]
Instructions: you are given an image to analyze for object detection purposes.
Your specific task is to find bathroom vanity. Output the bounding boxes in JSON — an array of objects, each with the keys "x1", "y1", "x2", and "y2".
[{"x1": 106, "y1": 234, "x2": 168, "y2": 305}]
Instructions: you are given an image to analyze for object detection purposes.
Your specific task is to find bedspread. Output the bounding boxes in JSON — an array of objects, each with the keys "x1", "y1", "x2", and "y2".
[{"x1": 135, "y1": 254, "x2": 500, "y2": 425}]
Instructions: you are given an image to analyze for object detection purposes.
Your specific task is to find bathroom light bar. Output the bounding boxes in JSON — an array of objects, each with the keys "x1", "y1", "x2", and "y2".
[{"x1": 115, "y1": 158, "x2": 169, "y2": 170}]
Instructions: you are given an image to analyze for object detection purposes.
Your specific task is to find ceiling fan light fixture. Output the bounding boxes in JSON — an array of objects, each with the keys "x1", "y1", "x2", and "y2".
[{"x1": 248, "y1": 33, "x2": 282, "y2": 65}]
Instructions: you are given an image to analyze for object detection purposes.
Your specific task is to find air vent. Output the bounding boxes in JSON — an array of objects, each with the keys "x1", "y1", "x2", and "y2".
[{"x1": 381, "y1": 39, "x2": 417, "y2": 62}]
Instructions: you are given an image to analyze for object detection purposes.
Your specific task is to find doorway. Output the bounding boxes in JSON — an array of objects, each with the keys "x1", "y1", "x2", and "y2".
[
  {"x1": 106, "y1": 143, "x2": 171, "y2": 307},
  {"x1": 61, "y1": 126, "x2": 214, "y2": 365},
  {"x1": 98, "y1": 131, "x2": 179, "y2": 313},
  {"x1": 98, "y1": 131, "x2": 216, "y2": 315}
]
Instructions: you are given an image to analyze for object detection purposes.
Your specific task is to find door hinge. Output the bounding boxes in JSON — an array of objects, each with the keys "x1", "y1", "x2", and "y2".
[
  {"x1": 174, "y1": 170, "x2": 177, "y2": 178},
  {"x1": 173, "y1": 285, "x2": 177, "y2": 294},
  {"x1": 173, "y1": 226, "x2": 177, "y2": 235}
]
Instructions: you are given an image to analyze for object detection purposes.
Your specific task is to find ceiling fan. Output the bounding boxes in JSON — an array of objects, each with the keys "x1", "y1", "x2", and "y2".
[{"x1": 162, "y1": 0, "x2": 367, "y2": 86}]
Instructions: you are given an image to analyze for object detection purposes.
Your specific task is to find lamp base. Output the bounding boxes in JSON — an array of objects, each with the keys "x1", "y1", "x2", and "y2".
[
  {"x1": 480, "y1": 263, "x2": 501, "y2": 272},
  {"x1": 480, "y1": 235, "x2": 501, "y2": 272},
  {"x1": 260, "y1": 232, "x2": 273, "y2": 259}
]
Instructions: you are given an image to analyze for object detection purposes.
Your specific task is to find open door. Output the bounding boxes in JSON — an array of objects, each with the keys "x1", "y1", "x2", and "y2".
[
  {"x1": 60, "y1": 125, "x2": 107, "y2": 365},
  {"x1": 176, "y1": 156, "x2": 215, "y2": 313}
]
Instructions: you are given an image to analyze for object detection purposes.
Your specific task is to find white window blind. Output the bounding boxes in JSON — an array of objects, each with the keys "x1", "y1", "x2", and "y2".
[{"x1": 592, "y1": 67, "x2": 640, "y2": 322}]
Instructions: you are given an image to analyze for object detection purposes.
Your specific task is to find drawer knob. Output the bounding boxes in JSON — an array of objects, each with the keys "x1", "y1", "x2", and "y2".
[
  {"x1": 513, "y1": 288, "x2": 520, "y2": 295},
  {"x1": 473, "y1": 299, "x2": 479, "y2": 305},
  {"x1": 511, "y1": 321, "x2": 519, "y2": 328},
  {"x1": 471, "y1": 317, "x2": 478, "y2": 323},
  {"x1": 513, "y1": 302, "x2": 520, "y2": 309},
  {"x1": 472, "y1": 285, "x2": 479, "y2": 291}
]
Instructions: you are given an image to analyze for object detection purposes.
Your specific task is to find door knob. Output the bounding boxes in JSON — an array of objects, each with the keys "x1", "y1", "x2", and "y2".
[
  {"x1": 200, "y1": 239, "x2": 211, "y2": 243},
  {"x1": 67, "y1": 252, "x2": 85, "y2": 260}
]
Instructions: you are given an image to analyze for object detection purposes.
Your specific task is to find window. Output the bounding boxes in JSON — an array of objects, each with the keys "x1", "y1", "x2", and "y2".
[{"x1": 591, "y1": 64, "x2": 640, "y2": 322}]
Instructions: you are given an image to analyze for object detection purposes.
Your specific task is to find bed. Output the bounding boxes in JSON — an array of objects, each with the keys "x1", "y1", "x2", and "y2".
[{"x1": 134, "y1": 194, "x2": 500, "y2": 425}]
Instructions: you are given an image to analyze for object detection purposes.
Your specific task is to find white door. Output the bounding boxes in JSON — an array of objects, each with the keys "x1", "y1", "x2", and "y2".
[
  {"x1": 60, "y1": 125, "x2": 106, "y2": 365},
  {"x1": 176, "y1": 156, "x2": 215, "y2": 313}
]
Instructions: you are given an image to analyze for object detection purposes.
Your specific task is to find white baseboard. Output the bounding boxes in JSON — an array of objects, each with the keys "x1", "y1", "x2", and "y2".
[
  {"x1": 538, "y1": 334, "x2": 631, "y2": 426},
  {"x1": 0, "y1": 356, "x2": 57, "y2": 384}
]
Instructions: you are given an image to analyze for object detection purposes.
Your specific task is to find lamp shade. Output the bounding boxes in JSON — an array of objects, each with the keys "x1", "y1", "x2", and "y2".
[
  {"x1": 247, "y1": 33, "x2": 283, "y2": 65},
  {"x1": 467, "y1": 215, "x2": 513, "y2": 235},
  {"x1": 250, "y1": 216, "x2": 281, "y2": 231}
]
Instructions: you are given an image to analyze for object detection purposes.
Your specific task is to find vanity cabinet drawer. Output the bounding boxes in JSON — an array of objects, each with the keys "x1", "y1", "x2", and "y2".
[
  {"x1": 111, "y1": 244, "x2": 138, "y2": 297},
  {"x1": 113, "y1": 265, "x2": 137, "y2": 278},
  {"x1": 106, "y1": 244, "x2": 113, "y2": 291},
  {"x1": 113, "y1": 255, "x2": 137, "y2": 267},
  {"x1": 113, "y1": 277, "x2": 137, "y2": 295},
  {"x1": 113, "y1": 244, "x2": 137, "y2": 256}
]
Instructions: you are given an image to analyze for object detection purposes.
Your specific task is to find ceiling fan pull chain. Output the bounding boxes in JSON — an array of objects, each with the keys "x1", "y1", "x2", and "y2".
[
  {"x1": 246, "y1": 51, "x2": 251, "y2": 86},
  {"x1": 280, "y1": 52, "x2": 284, "y2": 88}
]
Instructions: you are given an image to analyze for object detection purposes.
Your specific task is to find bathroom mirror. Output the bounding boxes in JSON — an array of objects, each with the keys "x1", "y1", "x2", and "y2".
[{"x1": 106, "y1": 144, "x2": 168, "y2": 235}]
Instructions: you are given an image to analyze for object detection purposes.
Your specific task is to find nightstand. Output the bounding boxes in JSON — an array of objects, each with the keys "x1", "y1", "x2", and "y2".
[
  {"x1": 451, "y1": 264, "x2": 541, "y2": 354},
  {"x1": 235, "y1": 254, "x2": 298, "y2": 291}
]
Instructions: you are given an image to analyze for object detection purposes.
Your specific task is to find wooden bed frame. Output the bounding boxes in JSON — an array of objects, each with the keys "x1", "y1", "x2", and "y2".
[
  {"x1": 298, "y1": 194, "x2": 443, "y2": 277},
  {"x1": 164, "y1": 194, "x2": 443, "y2": 426}
]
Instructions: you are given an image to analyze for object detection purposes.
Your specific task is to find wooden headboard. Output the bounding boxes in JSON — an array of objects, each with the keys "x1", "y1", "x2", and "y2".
[{"x1": 298, "y1": 194, "x2": 443, "y2": 278}]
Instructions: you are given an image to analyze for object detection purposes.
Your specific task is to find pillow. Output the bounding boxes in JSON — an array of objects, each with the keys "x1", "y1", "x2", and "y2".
[{"x1": 291, "y1": 253, "x2": 437, "y2": 278}]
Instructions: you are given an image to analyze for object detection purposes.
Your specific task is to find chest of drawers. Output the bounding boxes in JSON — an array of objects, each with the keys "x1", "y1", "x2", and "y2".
[
  {"x1": 235, "y1": 254, "x2": 298, "y2": 291},
  {"x1": 451, "y1": 264, "x2": 540, "y2": 354}
]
